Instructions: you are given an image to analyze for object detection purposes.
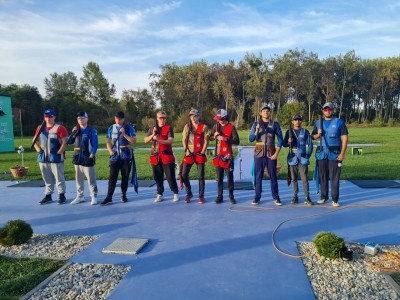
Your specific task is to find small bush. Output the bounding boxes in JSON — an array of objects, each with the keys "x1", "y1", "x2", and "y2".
[
  {"x1": 313, "y1": 232, "x2": 345, "y2": 259},
  {"x1": 0, "y1": 219, "x2": 33, "y2": 246}
]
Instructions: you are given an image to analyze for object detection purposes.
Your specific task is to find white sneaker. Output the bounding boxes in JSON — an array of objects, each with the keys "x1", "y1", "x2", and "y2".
[
  {"x1": 154, "y1": 194, "x2": 163, "y2": 202},
  {"x1": 91, "y1": 197, "x2": 98, "y2": 205},
  {"x1": 173, "y1": 194, "x2": 179, "y2": 202},
  {"x1": 71, "y1": 196, "x2": 85, "y2": 204}
]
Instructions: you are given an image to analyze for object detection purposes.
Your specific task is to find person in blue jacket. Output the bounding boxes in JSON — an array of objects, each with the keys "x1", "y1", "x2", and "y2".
[
  {"x1": 67, "y1": 112, "x2": 99, "y2": 205},
  {"x1": 283, "y1": 114, "x2": 314, "y2": 206},
  {"x1": 312, "y1": 102, "x2": 348, "y2": 207},
  {"x1": 249, "y1": 104, "x2": 284, "y2": 206}
]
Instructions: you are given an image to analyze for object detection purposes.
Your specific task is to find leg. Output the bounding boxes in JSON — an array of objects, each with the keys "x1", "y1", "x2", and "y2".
[
  {"x1": 215, "y1": 166, "x2": 224, "y2": 199},
  {"x1": 226, "y1": 161, "x2": 234, "y2": 199},
  {"x1": 329, "y1": 160, "x2": 341, "y2": 202},
  {"x1": 266, "y1": 158, "x2": 279, "y2": 199},
  {"x1": 181, "y1": 163, "x2": 193, "y2": 196},
  {"x1": 298, "y1": 164, "x2": 310, "y2": 198},
  {"x1": 153, "y1": 163, "x2": 164, "y2": 195},
  {"x1": 197, "y1": 163, "x2": 205, "y2": 197},
  {"x1": 39, "y1": 162, "x2": 55, "y2": 195},
  {"x1": 84, "y1": 166, "x2": 98, "y2": 198},
  {"x1": 290, "y1": 165, "x2": 299, "y2": 197},
  {"x1": 163, "y1": 163, "x2": 179, "y2": 194},
  {"x1": 52, "y1": 162, "x2": 66, "y2": 195},
  {"x1": 107, "y1": 160, "x2": 120, "y2": 198},
  {"x1": 318, "y1": 159, "x2": 329, "y2": 201},
  {"x1": 120, "y1": 160, "x2": 132, "y2": 196},
  {"x1": 254, "y1": 157, "x2": 265, "y2": 200},
  {"x1": 75, "y1": 165, "x2": 85, "y2": 197}
]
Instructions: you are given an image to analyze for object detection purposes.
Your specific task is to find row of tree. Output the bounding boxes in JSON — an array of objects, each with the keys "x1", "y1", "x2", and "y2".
[{"x1": 1, "y1": 49, "x2": 399, "y2": 136}]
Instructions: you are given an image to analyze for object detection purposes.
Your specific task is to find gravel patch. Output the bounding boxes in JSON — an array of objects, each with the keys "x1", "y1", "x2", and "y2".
[
  {"x1": 0, "y1": 234, "x2": 131, "y2": 300},
  {"x1": 298, "y1": 242, "x2": 400, "y2": 300}
]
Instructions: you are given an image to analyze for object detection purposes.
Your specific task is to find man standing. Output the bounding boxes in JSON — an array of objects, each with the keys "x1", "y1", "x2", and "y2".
[
  {"x1": 249, "y1": 104, "x2": 283, "y2": 206},
  {"x1": 312, "y1": 102, "x2": 348, "y2": 207},
  {"x1": 101, "y1": 111, "x2": 136, "y2": 206},
  {"x1": 181, "y1": 108, "x2": 210, "y2": 204},
  {"x1": 283, "y1": 114, "x2": 314, "y2": 206},
  {"x1": 67, "y1": 112, "x2": 99, "y2": 205},
  {"x1": 209, "y1": 109, "x2": 240, "y2": 205},
  {"x1": 33, "y1": 109, "x2": 68, "y2": 205},
  {"x1": 144, "y1": 111, "x2": 179, "y2": 203}
]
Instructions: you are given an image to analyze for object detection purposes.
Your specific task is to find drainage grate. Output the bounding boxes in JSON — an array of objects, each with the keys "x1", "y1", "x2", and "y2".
[{"x1": 102, "y1": 238, "x2": 149, "y2": 255}]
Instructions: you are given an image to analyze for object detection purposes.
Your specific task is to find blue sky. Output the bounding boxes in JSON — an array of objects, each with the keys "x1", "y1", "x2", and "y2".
[{"x1": 1, "y1": 0, "x2": 400, "y2": 98}]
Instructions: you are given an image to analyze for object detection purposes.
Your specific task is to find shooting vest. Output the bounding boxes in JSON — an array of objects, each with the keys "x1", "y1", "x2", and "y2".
[
  {"x1": 110, "y1": 124, "x2": 132, "y2": 161},
  {"x1": 73, "y1": 127, "x2": 96, "y2": 166},
  {"x1": 217, "y1": 123, "x2": 234, "y2": 157},
  {"x1": 315, "y1": 118, "x2": 342, "y2": 160},
  {"x1": 38, "y1": 124, "x2": 63, "y2": 163},
  {"x1": 157, "y1": 125, "x2": 175, "y2": 164},
  {"x1": 190, "y1": 123, "x2": 205, "y2": 153},
  {"x1": 254, "y1": 121, "x2": 276, "y2": 158},
  {"x1": 287, "y1": 128, "x2": 310, "y2": 166}
]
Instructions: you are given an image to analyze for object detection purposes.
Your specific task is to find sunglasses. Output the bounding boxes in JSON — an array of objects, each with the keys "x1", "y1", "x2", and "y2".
[
  {"x1": 323, "y1": 108, "x2": 333, "y2": 111},
  {"x1": 158, "y1": 117, "x2": 166, "y2": 120},
  {"x1": 44, "y1": 114, "x2": 54, "y2": 118}
]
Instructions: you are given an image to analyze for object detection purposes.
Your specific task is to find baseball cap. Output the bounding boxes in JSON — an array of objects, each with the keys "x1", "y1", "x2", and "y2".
[
  {"x1": 189, "y1": 108, "x2": 199, "y2": 116},
  {"x1": 213, "y1": 109, "x2": 228, "y2": 121},
  {"x1": 115, "y1": 111, "x2": 125, "y2": 118},
  {"x1": 323, "y1": 102, "x2": 334, "y2": 110},
  {"x1": 260, "y1": 103, "x2": 271, "y2": 111},
  {"x1": 76, "y1": 111, "x2": 88, "y2": 118},
  {"x1": 44, "y1": 109, "x2": 56, "y2": 116},
  {"x1": 292, "y1": 114, "x2": 303, "y2": 120}
]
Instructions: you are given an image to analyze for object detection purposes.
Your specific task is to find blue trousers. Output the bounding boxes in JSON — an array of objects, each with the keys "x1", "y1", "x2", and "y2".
[{"x1": 254, "y1": 157, "x2": 279, "y2": 200}]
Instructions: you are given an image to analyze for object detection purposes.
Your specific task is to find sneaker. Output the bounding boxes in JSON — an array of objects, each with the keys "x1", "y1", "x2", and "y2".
[
  {"x1": 91, "y1": 197, "x2": 98, "y2": 205},
  {"x1": 198, "y1": 197, "x2": 205, "y2": 204},
  {"x1": 184, "y1": 194, "x2": 193, "y2": 204},
  {"x1": 121, "y1": 195, "x2": 128, "y2": 203},
  {"x1": 291, "y1": 196, "x2": 299, "y2": 204},
  {"x1": 332, "y1": 201, "x2": 340, "y2": 207},
  {"x1": 100, "y1": 198, "x2": 112, "y2": 206},
  {"x1": 154, "y1": 194, "x2": 163, "y2": 203},
  {"x1": 305, "y1": 197, "x2": 314, "y2": 206},
  {"x1": 214, "y1": 197, "x2": 223, "y2": 204},
  {"x1": 40, "y1": 194, "x2": 52, "y2": 205},
  {"x1": 70, "y1": 196, "x2": 85, "y2": 205},
  {"x1": 173, "y1": 194, "x2": 179, "y2": 202},
  {"x1": 252, "y1": 198, "x2": 260, "y2": 205},
  {"x1": 58, "y1": 194, "x2": 66, "y2": 205},
  {"x1": 317, "y1": 198, "x2": 328, "y2": 204},
  {"x1": 229, "y1": 197, "x2": 236, "y2": 205},
  {"x1": 274, "y1": 198, "x2": 283, "y2": 206}
]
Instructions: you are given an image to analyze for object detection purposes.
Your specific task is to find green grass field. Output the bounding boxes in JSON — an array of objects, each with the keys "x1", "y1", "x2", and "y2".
[{"x1": 0, "y1": 127, "x2": 398, "y2": 181}]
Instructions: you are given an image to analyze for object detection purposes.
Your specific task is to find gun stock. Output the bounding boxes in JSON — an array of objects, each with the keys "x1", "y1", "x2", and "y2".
[{"x1": 30, "y1": 120, "x2": 46, "y2": 149}]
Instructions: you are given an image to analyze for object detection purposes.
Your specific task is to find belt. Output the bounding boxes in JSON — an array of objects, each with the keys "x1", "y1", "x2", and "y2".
[
  {"x1": 119, "y1": 145, "x2": 131, "y2": 149},
  {"x1": 74, "y1": 148, "x2": 80, "y2": 150}
]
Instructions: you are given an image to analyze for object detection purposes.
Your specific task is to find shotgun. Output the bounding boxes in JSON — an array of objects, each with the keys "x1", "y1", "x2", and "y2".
[{"x1": 30, "y1": 120, "x2": 46, "y2": 149}]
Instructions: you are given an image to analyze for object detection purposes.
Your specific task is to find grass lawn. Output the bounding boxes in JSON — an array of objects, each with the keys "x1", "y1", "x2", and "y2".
[
  {"x1": 0, "y1": 255, "x2": 66, "y2": 300},
  {"x1": 391, "y1": 272, "x2": 400, "y2": 286},
  {"x1": 0, "y1": 127, "x2": 399, "y2": 181}
]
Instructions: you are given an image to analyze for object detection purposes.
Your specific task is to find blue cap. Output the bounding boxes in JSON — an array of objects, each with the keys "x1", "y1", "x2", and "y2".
[{"x1": 44, "y1": 109, "x2": 56, "y2": 116}]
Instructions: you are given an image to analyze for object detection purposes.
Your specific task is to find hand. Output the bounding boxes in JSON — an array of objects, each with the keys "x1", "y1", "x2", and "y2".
[
  {"x1": 152, "y1": 127, "x2": 158, "y2": 135},
  {"x1": 255, "y1": 124, "x2": 260, "y2": 131},
  {"x1": 337, "y1": 154, "x2": 345, "y2": 161},
  {"x1": 214, "y1": 131, "x2": 220, "y2": 138},
  {"x1": 120, "y1": 127, "x2": 125, "y2": 135},
  {"x1": 288, "y1": 137, "x2": 293, "y2": 143},
  {"x1": 217, "y1": 135, "x2": 226, "y2": 142},
  {"x1": 72, "y1": 126, "x2": 78, "y2": 132}
]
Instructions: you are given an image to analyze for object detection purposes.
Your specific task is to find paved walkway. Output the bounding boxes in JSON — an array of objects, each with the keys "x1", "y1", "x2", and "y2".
[{"x1": 1, "y1": 148, "x2": 399, "y2": 299}]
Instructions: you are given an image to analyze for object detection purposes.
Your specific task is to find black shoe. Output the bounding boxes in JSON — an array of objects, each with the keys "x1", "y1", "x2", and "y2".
[
  {"x1": 58, "y1": 194, "x2": 66, "y2": 205},
  {"x1": 229, "y1": 197, "x2": 236, "y2": 205},
  {"x1": 100, "y1": 198, "x2": 113, "y2": 206},
  {"x1": 40, "y1": 194, "x2": 52, "y2": 205},
  {"x1": 274, "y1": 198, "x2": 283, "y2": 206},
  {"x1": 252, "y1": 198, "x2": 260, "y2": 205},
  {"x1": 305, "y1": 196, "x2": 314, "y2": 206},
  {"x1": 121, "y1": 195, "x2": 128, "y2": 203},
  {"x1": 214, "y1": 197, "x2": 223, "y2": 204},
  {"x1": 291, "y1": 196, "x2": 299, "y2": 204}
]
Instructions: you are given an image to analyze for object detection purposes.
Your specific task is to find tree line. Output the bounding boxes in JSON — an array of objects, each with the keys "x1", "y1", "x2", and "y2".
[{"x1": 1, "y1": 48, "x2": 399, "y2": 136}]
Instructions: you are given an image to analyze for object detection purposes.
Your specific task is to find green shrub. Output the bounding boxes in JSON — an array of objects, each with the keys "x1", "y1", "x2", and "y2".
[
  {"x1": 0, "y1": 219, "x2": 33, "y2": 246},
  {"x1": 313, "y1": 232, "x2": 345, "y2": 259}
]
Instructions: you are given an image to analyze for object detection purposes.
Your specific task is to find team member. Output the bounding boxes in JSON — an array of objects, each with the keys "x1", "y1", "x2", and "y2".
[
  {"x1": 145, "y1": 111, "x2": 179, "y2": 203},
  {"x1": 312, "y1": 102, "x2": 348, "y2": 207},
  {"x1": 283, "y1": 114, "x2": 314, "y2": 206},
  {"x1": 33, "y1": 109, "x2": 68, "y2": 205},
  {"x1": 101, "y1": 111, "x2": 136, "y2": 206},
  {"x1": 209, "y1": 109, "x2": 240, "y2": 204},
  {"x1": 67, "y1": 112, "x2": 99, "y2": 205},
  {"x1": 181, "y1": 108, "x2": 210, "y2": 204},
  {"x1": 248, "y1": 104, "x2": 283, "y2": 206}
]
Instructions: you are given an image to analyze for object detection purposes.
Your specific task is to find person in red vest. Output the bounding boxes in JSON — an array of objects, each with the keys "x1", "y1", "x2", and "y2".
[
  {"x1": 181, "y1": 108, "x2": 210, "y2": 204},
  {"x1": 145, "y1": 111, "x2": 179, "y2": 203},
  {"x1": 209, "y1": 109, "x2": 240, "y2": 204}
]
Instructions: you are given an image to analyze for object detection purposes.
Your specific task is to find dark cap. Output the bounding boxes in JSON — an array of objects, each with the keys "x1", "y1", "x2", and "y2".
[
  {"x1": 44, "y1": 109, "x2": 56, "y2": 116},
  {"x1": 292, "y1": 114, "x2": 303, "y2": 120},
  {"x1": 260, "y1": 103, "x2": 271, "y2": 111},
  {"x1": 323, "y1": 102, "x2": 334, "y2": 110},
  {"x1": 115, "y1": 111, "x2": 125, "y2": 118},
  {"x1": 213, "y1": 109, "x2": 228, "y2": 121},
  {"x1": 76, "y1": 111, "x2": 88, "y2": 118}
]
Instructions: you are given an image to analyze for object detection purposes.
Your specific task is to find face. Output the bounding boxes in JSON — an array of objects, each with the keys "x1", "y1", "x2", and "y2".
[
  {"x1": 260, "y1": 109, "x2": 271, "y2": 119},
  {"x1": 44, "y1": 114, "x2": 55, "y2": 124},
  {"x1": 190, "y1": 114, "x2": 199, "y2": 123},
  {"x1": 115, "y1": 116, "x2": 124, "y2": 125},
  {"x1": 323, "y1": 107, "x2": 333, "y2": 119},
  {"x1": 77, "y1": 116, "x2": 88, "y2": 126},
  {"x1": 157, "y1": 114, "x2": 167, "y2": 126},
  {"x1": 292, "y1": 119, "x2": 302, "y2": 128}
]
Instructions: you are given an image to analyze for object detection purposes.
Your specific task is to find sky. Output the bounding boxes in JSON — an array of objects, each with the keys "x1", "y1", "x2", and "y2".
[{"x1": 1, "y1": 0, "x2": 400, "y2": 98}]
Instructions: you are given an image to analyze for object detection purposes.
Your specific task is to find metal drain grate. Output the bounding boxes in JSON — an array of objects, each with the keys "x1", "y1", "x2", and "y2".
[{"x1": 102, "y1": 238, "x2": 149, "y2": 255}]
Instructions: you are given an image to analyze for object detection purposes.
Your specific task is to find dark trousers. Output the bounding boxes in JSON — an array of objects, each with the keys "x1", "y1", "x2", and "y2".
[
  {"x1": 317, "y1": 159, "x2": 341, "y2": 202},
  {"x1": 254, "y1": 156, "x2": 279, "y2": 200},
  {"x1": 215, "y1": 161, "x2": 234, "y2": 199},
  {"x1": 107, "y1": 159, "x2": 131, "y2": 198},
  {"x1": 153, "y1": 162, "x2": 179, "y2": 195},
  {"x1": 182, "y1": 163, "x2": 205, "y2": 197}
]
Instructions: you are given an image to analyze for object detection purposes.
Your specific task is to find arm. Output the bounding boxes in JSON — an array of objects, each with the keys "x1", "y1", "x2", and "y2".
[
  {"x1": 157, "y1": 126, "x2": 174, "y2": 145},
  {"x1": 270, "y1": 123, "x2": 283, "y2": 160},
  {"x1": 248, "y1": 122, "x2": 258, "y2": 142},
  {"x1": 144, "y1": 126, "x2": 156, "y2": 144},
  {"x1": 200, "y1": 125, "x2": 210, "y2": 154},
  {"x1": 182, "y1": 124, "x2": 189, "y2": 148},
  {"x1": 208, "y1": 124, "x2": 217, "y2": 141},
  {"x1": 230, "y1": 126, "x2": 240, "y2": 145},
  {"x1": 282, "y1": 130, "x2": 290, "y2": 148},
  {"x1": 57, "y1": 126, "x2": 69, "y2": 154},
  {"x1": 89, "y1": 129, "x2": 99, "y2": 158},
  {"x1": 306, "y1": 130, "x2": 313, "y2": 158},
  {"x1": 338, "y1": 135, "x2": 348, "y2": 161}
]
